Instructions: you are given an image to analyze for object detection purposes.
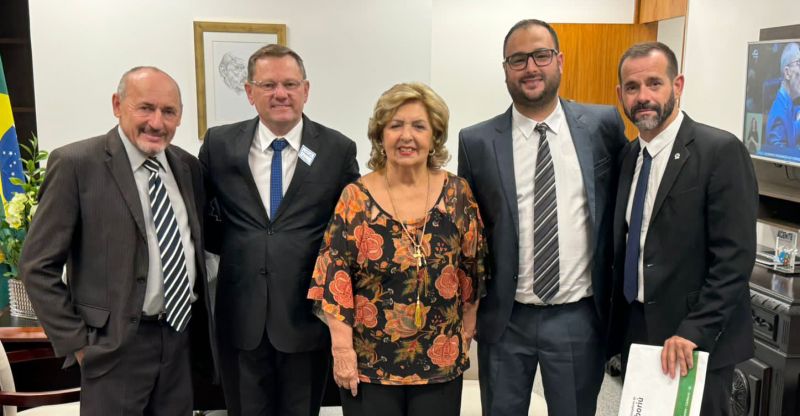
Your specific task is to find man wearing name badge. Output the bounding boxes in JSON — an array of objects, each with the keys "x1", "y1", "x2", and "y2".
[
  {"x1": 200, "y1": 44, "x2": 359, "y2": 415},
  {"x1": 609, "y1": 42, "x2": 757, "y2": 415},
  {"x1": 19, "y1": 66, "x2": 215, "y2": 415},
  {"x1": 457, "y1": 19, "x2": 627, "y2": 415}
]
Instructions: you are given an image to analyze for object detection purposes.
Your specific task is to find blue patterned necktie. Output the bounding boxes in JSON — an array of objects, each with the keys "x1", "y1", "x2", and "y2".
[
  {"x1": 142, "y1": 157, "x2": 191, "y2": 332},
  {"x1": 624, "y1": 148, "x2": 652, "y2": 303},
  {"x1": 270, "y1": 138, "x2": 288, "y2": 219},
  {"x1": 531, "y1": 122, "x2": 560, "y2": 303}
]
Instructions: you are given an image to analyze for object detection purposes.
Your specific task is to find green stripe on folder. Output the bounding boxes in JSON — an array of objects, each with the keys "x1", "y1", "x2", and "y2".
[{"x1": 673, "y1": 351, "x2": 699, "y2": 416}]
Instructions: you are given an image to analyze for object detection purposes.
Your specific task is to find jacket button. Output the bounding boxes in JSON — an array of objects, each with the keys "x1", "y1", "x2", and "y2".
[
  {"x1": 259, "y1": 268, "x2": 267, "y2": 275},
  {"x1": 136, "y1": 277, "x2": 146, "y2": 284},
  {"x1": 267, "y1": 227, "x2": 274, "y2": 235},
  {"x1": 130, "y1": 317, "x2": 138, "y2": 323},
  {"x1": 513, "y1": 275, "x2": 518, "y2": 280}
]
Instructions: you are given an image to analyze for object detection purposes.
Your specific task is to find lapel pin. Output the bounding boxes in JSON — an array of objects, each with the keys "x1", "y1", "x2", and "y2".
[{"x1": 674, "y1": 153, "x2": 680, "y2": 160}]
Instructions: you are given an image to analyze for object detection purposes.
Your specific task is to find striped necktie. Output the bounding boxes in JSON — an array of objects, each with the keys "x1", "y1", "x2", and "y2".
[
  {"x1": 142, "y1": 158, "x2": 191, "y2": 332},
  {"x1": 531, "y1": 122, "x2": 560, "y2": 303}
]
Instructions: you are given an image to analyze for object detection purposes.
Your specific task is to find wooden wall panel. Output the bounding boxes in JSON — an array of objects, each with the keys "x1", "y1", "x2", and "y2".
[
  {"x1": 551, "y1": 23, "x2": 658, "y2": 139},
  {"x1": 638, "y1": 0, "x2": 687, "y2": 24}
]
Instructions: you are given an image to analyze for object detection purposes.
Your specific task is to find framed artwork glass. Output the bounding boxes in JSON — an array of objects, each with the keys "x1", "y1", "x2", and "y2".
[{"x1": 193, "y1": 21, "x2": 286, "y2": 138}]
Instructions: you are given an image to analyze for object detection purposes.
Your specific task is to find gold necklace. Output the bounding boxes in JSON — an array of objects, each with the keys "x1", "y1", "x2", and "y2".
[{"x1": 385, "y1": 169, "x2": 430, "y2": 329}]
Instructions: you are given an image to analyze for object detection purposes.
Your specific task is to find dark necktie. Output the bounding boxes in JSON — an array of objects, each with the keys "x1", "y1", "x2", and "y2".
[
  {"x1": 142, "y1": 158, "x2": 191, "y2": 332},
  {"x1": 270, "y1": 138, "x2": 288, "y2": 219},
  {"x1": 531, "y1": 122, "x2": 560, "y2": 303},
  {"x1": 624, "y1": 148, "x2": 653, "y2": 303}
]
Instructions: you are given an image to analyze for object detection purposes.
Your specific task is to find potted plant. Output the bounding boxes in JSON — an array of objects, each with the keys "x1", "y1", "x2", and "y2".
[{"x1": 0, "y1": 136, "x2": 47, "y2": 319}]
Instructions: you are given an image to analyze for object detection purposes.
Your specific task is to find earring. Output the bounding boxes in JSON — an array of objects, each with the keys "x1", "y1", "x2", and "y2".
[
  {"x1": 379, "y1": 147, "x2": 386, "y2": 156},
  {"x1": 429, "y1": 148, "x2": 436, "y2": 156}
]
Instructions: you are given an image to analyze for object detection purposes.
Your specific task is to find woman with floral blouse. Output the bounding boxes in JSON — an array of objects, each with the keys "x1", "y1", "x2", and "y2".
[{"x1": 307, "y1": 82, "x2": 486, "y2": 416}]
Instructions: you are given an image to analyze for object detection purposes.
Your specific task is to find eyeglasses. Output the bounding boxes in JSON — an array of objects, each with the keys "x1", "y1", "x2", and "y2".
[
  {"x1": 248, "y1": 79, "x2": 304, "y2": 92},
  {"x1": 503, "y1": 49, "x2": 558, "y2": 70}
]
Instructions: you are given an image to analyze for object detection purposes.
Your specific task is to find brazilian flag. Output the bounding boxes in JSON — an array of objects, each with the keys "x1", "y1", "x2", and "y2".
[{"x1": 0, "y1": 55, "x2": 26, "y2": 308}]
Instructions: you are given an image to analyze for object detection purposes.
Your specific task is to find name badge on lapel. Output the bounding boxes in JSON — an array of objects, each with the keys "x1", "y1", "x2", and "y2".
[{"x1": 299, "y1": 145, "x2": 316, "y2": 166}]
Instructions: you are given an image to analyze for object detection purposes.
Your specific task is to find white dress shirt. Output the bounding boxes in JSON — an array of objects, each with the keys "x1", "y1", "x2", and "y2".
[
  {"x1": 118, "y1": 128, "x2": 197, "y2": 315},
  {"x1": 249, "y1": 119, "x2": 303, "y2": 218},
  {"x1": 625, "y1": 111, "x2": 685, "y2": 302},
  {"x1": 512, "y1": 102, "x2": 593, "y2": 305}
]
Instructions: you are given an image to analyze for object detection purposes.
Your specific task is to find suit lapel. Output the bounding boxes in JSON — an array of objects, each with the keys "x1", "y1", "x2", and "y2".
[
  {"x1": 165, "y1": 148, "x2": 201, "y2": 244},
  {"x1": 234, "y1": 118, "x2": 269, "y2": 222},
  {"x1": 273, "y1": 115, "x2": 317, "y2": 222},
  {"x1": 104, "y1": 129, "x2": 147, "y2": 239},
  {"x1": 562, "y1": 100, "x2": 596, "y2": 227},
  {"x1": 492, "y1": 107, "x2": 520, "y2": 239},
  {"x1": 615, "y1": 140, "x2": 639, "y2": 243},
  {"x1": 650, "y1": 115, "x2": 693, "y2": 222}
]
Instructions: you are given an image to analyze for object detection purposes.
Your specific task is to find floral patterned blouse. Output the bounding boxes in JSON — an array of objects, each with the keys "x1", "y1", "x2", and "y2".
[{"x1": 308, "y1": 172, "x2": 486, "y2": 385}]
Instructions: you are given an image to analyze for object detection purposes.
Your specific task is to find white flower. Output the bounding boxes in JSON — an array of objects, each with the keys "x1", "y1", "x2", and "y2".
[{"x1": 5, "y1": 193, "x2": 28, "y2": 230}]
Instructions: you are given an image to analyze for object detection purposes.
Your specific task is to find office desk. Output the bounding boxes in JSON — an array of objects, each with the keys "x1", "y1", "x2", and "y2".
[{"x1": 0, "y1": 312, "x2": 46, "y2": 343}]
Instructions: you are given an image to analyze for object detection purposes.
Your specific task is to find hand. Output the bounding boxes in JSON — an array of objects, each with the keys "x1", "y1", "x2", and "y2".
[
  {"x1": 661, "y1": 336, "x2": 698, "y2": 379},
  {"x1": 461, "y1": 320, "x2": 477, "y2": 350},
  {"x1": 74, "y1": 348, "x2": 86, "y2": 366},
  {"x1": 462, "y1": 302, "x2": 478, "y2": 350},
  {"x1": 332, "y1": 347, "x2": 359, "y2": 397}
]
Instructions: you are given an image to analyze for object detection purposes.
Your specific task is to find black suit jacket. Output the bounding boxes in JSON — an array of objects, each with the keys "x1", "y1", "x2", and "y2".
[
  {"x1": 200, "y1": 115, "x2": 359, "y2": 352},
  {"x1": 457, "y1": 99, "x2": 628, "y2": 344},
  {"x1": 608, "y1": 114, "x2": 757, "y2": 370},
  {"x1": 20, "y1": 128, "x2": 216, "y2": 380}
]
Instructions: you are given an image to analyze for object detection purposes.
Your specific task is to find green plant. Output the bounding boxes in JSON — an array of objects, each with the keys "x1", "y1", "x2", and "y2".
[{"x1": 0, "y1": 136, "x2": 48, "y2": 278}]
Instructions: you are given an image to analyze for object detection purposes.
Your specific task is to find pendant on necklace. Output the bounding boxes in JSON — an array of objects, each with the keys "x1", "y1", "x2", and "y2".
[
  {"x1": 412, "y1": 245, "x2": 424, "y2": 268},
  {"x1": 414, "y1": 299, "x2": 424, "y2": 329}
]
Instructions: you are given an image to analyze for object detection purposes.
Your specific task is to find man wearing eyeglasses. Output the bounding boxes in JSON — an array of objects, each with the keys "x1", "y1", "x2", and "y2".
[
  {"x1": 200, "y1": 44, "x2": 359, "y2": 416},
  {"x1": 766, "y1": 42, "x2": 800, "y2": 149},
  {"x1": 457, "y1": 19, "x2": 627, "y2": 415}
]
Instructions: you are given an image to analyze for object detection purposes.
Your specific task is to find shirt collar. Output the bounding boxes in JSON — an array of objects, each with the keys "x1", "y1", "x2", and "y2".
[
  {"x1": 511, "y1": 100, "x2": 565, "y2": 139},
  {"x1": 256, "y1": 118, "x2": 304, "y2": 152},
  {"x1": 117, "y1": 126, "x2": 169, "y2": 172},
  {"x1": 639, "y1": 111, "x2": 684, "y2": 158}
]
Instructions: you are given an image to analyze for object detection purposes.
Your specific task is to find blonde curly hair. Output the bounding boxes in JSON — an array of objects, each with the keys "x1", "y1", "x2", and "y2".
[{"x1": 367, "y1": 82, "x2": 450, "y2": 170}]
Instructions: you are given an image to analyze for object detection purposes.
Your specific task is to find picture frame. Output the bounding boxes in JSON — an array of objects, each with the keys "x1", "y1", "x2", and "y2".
[{"x1": 193, "y1": 21, "x2": 287, "y2": 138}]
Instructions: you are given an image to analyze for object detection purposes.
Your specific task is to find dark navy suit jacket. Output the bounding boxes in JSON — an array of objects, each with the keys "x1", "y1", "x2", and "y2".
[{"x1": 458, "y1": 99, "x2": 627, "y2": 344}]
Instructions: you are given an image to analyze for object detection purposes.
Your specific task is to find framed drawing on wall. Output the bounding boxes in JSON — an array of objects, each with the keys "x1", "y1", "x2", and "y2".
[{"x1": 193, "y1": 21, "x2": 287, "y2": 138}]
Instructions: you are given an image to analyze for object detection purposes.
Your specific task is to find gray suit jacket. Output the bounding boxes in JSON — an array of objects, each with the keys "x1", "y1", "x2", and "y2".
[
  {"x1": 457, "y1": 99, "x2": 627, "y2": 344},
  {"x1": 201, "y1": 115, "x2": 359, "y2": 352},
  {"x1": 19, "y1": 128, "x2": 216, "y2": 380}
]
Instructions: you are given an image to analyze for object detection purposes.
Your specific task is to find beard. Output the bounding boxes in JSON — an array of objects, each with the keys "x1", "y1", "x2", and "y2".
[
  {"x1": 625, "y1": 90, "x2": 676, "y2": 132},
  {"x1": 506, "y1": 70, "x2": 560, "y2": 110}
]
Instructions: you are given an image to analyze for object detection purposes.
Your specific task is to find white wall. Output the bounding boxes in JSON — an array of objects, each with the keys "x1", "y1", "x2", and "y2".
[
  {"x1": 431, "y1": 0, "x2": 634, "y2": 167},
  {"x1": 29, "y1": 0, "x2": 634, "y2": 167},
  {"x1": 29, "y1": 0, "x2": 433, "y2": 161},
  {"x1": 657, "y1": 16, "x2": 685, "y2": 70},
  {"x1": 682, "y1": 0, "x2": 800, "y2": 246},
  {"x1": 682, "y1": 0, "x2": 800, "y2": 135}
]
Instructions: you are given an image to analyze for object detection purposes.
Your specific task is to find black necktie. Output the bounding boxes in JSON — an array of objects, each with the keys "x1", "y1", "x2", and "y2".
[{"x1": 624, "y1": 148, "x2": 652, "y2": 303}]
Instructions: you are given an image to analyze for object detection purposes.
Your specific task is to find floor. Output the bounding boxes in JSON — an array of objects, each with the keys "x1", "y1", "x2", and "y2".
[
  {"x1": 205, "y1": 370, "x2": 624, "y2": 415},
  {"x1": 320, "y1": 373, "x2": 622, "y2": 415}
]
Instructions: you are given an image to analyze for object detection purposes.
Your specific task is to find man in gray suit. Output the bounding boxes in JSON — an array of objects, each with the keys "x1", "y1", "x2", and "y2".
[
  {"x1": 458, "y1": 20, "x2": 627, "y2": 415},
  {"x1": 20, "y1": 67, "x2": 215, "y2": 415}
]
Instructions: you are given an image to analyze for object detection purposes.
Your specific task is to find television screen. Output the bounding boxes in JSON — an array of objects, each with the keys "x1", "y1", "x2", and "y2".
[{"x1": 743, "y1": 39, "x2": 800, "y2": 167}]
